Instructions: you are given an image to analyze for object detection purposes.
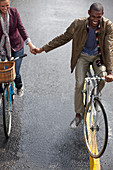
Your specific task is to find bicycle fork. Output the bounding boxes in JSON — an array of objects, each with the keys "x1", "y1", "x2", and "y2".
[{"x1": 9, "y1": 82, "x2": 15, "y2": 110}]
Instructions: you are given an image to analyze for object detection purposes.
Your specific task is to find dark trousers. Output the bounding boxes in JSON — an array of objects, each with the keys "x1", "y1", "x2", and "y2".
[
  {"x1": 0, "y1": 83, "x2": 3, "y2": 93},
  {"x1": 11, "y1": 48, "x2": 24, "y2": 89}
]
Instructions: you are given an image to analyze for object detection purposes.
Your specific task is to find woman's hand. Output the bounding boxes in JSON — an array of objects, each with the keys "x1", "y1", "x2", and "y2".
[
  {"x1": 28, "y1": 42, "x2": 44, "y2": 54},
  {"x1": 28, "y1": 42, "x2": 37, "y2": 55}
]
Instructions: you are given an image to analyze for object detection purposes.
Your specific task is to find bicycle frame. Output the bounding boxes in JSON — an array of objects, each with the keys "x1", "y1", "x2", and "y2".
[
  {"x1": 83, "y1": 63, "x2": 105, "y2": 108},
  {"x1": 4, "y1": 82, "x2": 15, "y2": 110},
  {"x1": 0, "y1": 53, "x2": 27, "y2": 138},
  {"x1": 85, "y1": 75, "x2": 104, "y2": 121}
]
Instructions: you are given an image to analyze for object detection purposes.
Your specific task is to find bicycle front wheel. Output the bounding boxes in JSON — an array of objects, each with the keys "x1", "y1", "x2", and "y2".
[
  {"x1": 3, "y1": 85, "x2": 12, "y2": 138},
  {"x1": 83, "y1": 98, "x2": 108, "y2": 158}
]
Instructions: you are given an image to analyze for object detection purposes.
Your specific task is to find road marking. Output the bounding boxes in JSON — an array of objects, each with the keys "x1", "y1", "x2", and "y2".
[
  {"x1": 86, "y1": 112, "x2": 101, "y2": 170},
  {"x1": 90, "y1": 156, "x2": 101, "y2": 170},
  {"x1": 87, "y1": 109, "x2": 101, "y2": 170}
]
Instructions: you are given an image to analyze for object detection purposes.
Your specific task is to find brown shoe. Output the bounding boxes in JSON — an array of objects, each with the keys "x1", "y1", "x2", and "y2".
[{"x1": 70, "y1": 113, "x2": 81, "y2": 129}]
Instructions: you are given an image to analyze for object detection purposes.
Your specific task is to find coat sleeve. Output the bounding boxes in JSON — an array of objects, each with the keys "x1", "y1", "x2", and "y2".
[
  {"x1": 104, "y1": 21, "x2": 113, "y2": 72},
  {"x1": 43, "y1": 20, "x2": 76, "y2": 52},
  {"x1": 16, "y1": 8, "x2": 29, "y2": 41}
]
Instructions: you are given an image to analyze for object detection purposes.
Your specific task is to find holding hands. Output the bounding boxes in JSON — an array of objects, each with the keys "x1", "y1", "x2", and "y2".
[
  {"x1": 28, "y1": 42, "x2": 113, "y2": 84},
  {"x1": 31, "y1": 47, "x2": 44, "y2": 54},
  {"x1": 28, "y1": 41, "x2": 44, "y2": 55}
]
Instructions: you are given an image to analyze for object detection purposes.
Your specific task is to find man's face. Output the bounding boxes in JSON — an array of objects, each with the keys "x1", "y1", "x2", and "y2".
[
  {"x1": 88, "y1": 9, "x2": 103, "y2": 29},
  {"x1": 0, "y1": 0, "x2": 10, "y2": 14}
]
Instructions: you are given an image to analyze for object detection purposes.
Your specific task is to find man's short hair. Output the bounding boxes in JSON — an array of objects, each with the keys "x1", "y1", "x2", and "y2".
[{"x1": 89, "y1": 3, "x2": 104, "y2": 12}]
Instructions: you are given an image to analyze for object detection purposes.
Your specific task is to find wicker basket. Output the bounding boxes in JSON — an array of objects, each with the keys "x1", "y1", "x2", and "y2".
[{"x1": 0, "y1": 61, "x2": 16, "y2": 83}]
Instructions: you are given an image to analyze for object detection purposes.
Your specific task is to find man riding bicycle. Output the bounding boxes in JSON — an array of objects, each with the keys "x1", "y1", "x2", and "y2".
[{"x1": 33, "y1": 3, "x2": 113, "y2": 128}]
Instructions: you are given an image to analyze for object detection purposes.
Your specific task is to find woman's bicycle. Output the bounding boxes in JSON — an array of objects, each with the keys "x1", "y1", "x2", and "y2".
[
  {"x1": 0, "y1": 54, "x2": 27, "y2": 139},
  {"x1": 82, "y1": 64, "x2": 108, "y2": 158}
]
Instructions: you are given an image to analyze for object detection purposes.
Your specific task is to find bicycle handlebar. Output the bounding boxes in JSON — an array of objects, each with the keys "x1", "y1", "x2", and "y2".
[
  {"x1": 11, "y1": 53, "x2": 27, "y2": 61},
  {"x1": 85, "y1": 76, "x2": 105, "y2": 81}
]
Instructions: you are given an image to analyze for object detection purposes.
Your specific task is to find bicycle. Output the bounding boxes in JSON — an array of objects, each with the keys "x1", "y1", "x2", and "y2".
[
  {"x1": 82, "y1": 64, "x2": 108, "y2": 158},
  {"x1": 0, "y1": 54, "x2": 27, "y2": 139}
]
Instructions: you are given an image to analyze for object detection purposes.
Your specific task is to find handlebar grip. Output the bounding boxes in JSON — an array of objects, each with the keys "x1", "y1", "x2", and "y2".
[
  {"x1": 18, "y1": 53, "x2": 27, "y2": 58},
  {"x1": 14, "y1": 54, "x2": 27, "y2": 61}
]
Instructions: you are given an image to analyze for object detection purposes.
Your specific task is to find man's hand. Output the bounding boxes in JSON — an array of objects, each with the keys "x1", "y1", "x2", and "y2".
[
  {"x1": 105, "y1": 74, "x2": 113, "y2": 82},
  {"x1": 31, "y1": 47, "x2": 44, "y2": 54}
]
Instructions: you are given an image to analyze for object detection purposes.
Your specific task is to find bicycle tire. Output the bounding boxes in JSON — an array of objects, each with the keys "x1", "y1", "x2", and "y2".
[
  {"x1": 3, "y1": 85, "x2": 12, "y2": 138},
  {"x1": 83, "y1": 97, "x2": 108, "y2": 158}
]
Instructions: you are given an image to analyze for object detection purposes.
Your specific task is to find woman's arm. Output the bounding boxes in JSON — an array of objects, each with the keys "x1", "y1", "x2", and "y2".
[{"x1": 15, "y1": 8, "x2": 36, "y2": 54}]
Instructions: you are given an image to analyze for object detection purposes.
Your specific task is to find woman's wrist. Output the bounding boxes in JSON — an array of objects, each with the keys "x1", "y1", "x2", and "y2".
[{"x1": 28, "y1": 41, "x2": 35, "y2": 49}]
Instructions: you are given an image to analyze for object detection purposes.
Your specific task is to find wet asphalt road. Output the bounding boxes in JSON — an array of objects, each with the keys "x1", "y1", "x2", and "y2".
[{"x1": 0, "y1": 0, "x2": 113, "y2": 169}]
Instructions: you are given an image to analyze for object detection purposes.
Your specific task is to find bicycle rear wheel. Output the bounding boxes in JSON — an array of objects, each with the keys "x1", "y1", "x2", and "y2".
[
  {"x1": 3, "y1": 85, "x2": 12, "y2": 138},
  {"x1": 83, "y1": 98, "x2": 108, "y2": 158}
]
